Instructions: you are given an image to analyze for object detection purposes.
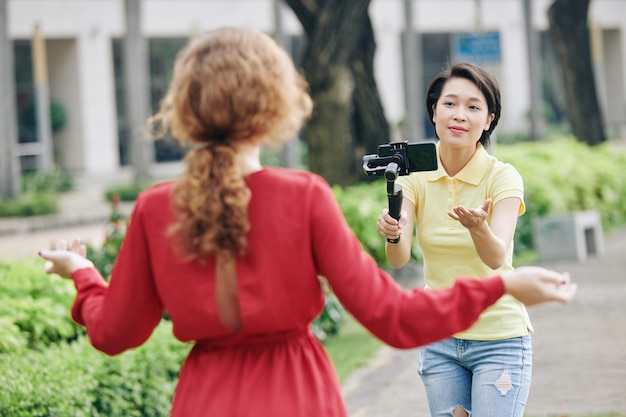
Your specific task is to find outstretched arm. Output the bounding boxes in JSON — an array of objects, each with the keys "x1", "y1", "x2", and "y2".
[
  {"x1": 501, "y1": 266, "x2": 576, "y2": 306},
  {"x1": 40, "y1": 196, "x2": 164, "y2": 356},
  {"x1": 448, "y1": 197, "x2": 520, "y2": 269}
]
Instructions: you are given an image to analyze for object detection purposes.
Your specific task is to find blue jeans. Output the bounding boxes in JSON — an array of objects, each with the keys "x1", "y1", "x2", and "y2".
[{"x1": 417, "y1": 336, "x2": 532, "y2": 417}]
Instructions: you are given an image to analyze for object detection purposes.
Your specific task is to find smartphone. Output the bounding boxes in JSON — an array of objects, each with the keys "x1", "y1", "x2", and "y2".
[{"x1": 377, "y1": 141, "x2": 438, "y2": 174}]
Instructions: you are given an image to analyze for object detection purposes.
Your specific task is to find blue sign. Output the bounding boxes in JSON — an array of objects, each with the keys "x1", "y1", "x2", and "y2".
[{"x1": 452, "y1": 32, "x2": 502, "y2": 64}]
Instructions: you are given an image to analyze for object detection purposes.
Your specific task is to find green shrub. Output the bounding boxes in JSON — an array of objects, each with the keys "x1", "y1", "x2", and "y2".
[
  {"x1": 0, "y1": 322, "x2": 189, "y2": 417},
  {"x1": 0, "y1": 192, "x2": 58, "y2": 217},
  {"x1": 88, "y1": 323, "x2": 189, "y2": 417},
  {"x1": 0, "y1": 339, "x2": 100, "y2": 417},
  {"x1": 495, "y1": 137, "x2": 626, "y2": 253},
  {"x1": 310, "y1": 280, "x2": 347, "y2": 343},
  {"x1": 332, "y1": 180, "x2": 424, "y2": 267},
  {"x1": 0, "y1": 258, "x2": 82, "y2": 352},
  {"x1": 333, "y1": 182, "x2": 388, "y2": 264},
  {"x1": 86, "y1": 195, "x2": 128, "y2": 279},
  {"x1": 104, "y1": 182, "x2": 152, "y2": 202},
  {"x1": 0, "y1": 170, "x2": 74, "y2": 217},
  {"x1": 22, "y1": 170, "x2": 74, "y2": 194}
]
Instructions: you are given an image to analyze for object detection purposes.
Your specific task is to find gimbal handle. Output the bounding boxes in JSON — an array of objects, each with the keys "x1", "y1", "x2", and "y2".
[{"x1": 387, "y1": 181, "x2": 403, "y2": 244}]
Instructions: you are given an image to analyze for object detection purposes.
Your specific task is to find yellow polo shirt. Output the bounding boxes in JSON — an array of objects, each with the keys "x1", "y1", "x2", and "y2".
[{"x1": 397, "y1": 143, "x2": 532, "y2": 340}]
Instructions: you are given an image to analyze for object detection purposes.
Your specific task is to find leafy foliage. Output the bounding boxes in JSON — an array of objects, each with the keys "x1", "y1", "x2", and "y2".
[
  {"x1": 0, "y1": 170, "x2": 73, "y2": 217},
  {"x1": 21, "y1": 170, "x2": 74, "y2": 194},
  {"x1": 86, "y1": 194, "x2": 128, "y2": 279},
  {"x1": 310, "y1": 280, "x2": 347, "y2": 343},
  {"x1": 495, "y1": 137, "x2": 626, "y2": 253},
  {"x1": 333, "y1": 180, "x2": 424, "y2": 267},
  {"x1": 0, "y1": 258, "x2": 82, "y2": 352},
  {"x1": 104, "y1": 182, "x2": 153, "y2": 202},
  {"x1": 0, "y1": 322, "x2": 189, "y2": 417},
  {"x1": 0, "y1": 192, "x2": 58, "y2": 217}
]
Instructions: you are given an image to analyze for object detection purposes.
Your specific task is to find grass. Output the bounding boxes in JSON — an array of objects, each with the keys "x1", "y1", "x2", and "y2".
[{"x1": 323, "y1": 314, "x2": 383, "y2": 382}]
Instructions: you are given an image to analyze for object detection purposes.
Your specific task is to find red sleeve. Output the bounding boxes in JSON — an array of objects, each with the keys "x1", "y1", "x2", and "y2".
[
  {"x1": 70, "y1": 195, "x2": 163, "y2": 356},
  {"x1": 309, "y1": 176, "x2": 505, "y2": 348}
]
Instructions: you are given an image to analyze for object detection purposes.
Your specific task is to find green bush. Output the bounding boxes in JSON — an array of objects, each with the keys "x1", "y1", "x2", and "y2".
[
  {"x1": 332, "y1": 181, "x2": 424, "y2": 267},
  {"x1": 495, "y1": 137, "x2": 626, "y2": 253},
  {"x1": 0, "y1": 170, "x2": 74, "y2": 217},
  {"x1": 0, "y1": 258, "x2": 82, "y2": 352},
  {"x1": 0, "y1": 322, "x2": 189, "y2": 417},
  {"x1": 333, "y1": 181, "x2": 388, "y2": 264},
  {"x1": 104, "y1": 182, "x2": 152, "y2": 202},
  {"x1": 310, "y1": 280, "x2": 347, "y2": 343},
  {"x1": 88, "y1": 323, "x2": 189, "y2": 417},
  {"x1": 86, "y1": 195, "x2": 128, "y2": 279},
  {"x1": 0, "y1": 192, "x2": 58, "y2": 217},
  {"x1": 22, "y1": 170, "x2": 74, "y2": 194},
  {"x1": 0, "y1": 256, "x2": 187, "y2": 416}
]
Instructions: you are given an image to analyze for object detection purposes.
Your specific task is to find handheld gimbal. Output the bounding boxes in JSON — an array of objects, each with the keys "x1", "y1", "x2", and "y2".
[{"x1": 362, "y1": 141, "x2": 438, "y2": 243}]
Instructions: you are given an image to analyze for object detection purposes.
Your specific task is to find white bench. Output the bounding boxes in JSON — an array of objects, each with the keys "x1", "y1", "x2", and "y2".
[{"x1": 532, "y1": 210, "x2": 604, "y2": 262}]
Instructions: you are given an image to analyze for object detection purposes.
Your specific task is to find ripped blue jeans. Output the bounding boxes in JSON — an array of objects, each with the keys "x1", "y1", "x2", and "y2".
[{"x1": 417, "y1": 336, "x2": 532, "y2": 417}]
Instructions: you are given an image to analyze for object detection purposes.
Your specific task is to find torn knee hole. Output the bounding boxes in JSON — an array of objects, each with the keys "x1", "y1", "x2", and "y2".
[{"x1": 451, "y1": 404, "x2": 469, "y2": 417}]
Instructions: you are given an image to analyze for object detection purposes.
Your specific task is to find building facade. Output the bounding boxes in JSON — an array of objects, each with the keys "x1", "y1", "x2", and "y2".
[{"x1": 6, "y1": 0, "x2": 626, "y2": 181}]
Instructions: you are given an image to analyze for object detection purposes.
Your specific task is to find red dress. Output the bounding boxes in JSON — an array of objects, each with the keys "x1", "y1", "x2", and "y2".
[{"x1": 70, "y1": 167, "x2": 505, "y2": 417}]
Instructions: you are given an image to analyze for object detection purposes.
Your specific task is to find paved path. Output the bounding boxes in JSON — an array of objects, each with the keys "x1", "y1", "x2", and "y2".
[{"x1": 343, "y1": 226, "x2": 626, "y2": 416}]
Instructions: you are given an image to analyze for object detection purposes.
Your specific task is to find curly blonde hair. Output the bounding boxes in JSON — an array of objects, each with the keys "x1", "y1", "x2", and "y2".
[{"x1": 150, "y1": 27, "x2": 312, "y2": 260}]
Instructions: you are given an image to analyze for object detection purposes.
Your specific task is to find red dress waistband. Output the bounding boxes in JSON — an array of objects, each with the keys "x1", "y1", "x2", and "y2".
[{"x1": 193, "y1": 327, "x2": 311, "y2": 350}]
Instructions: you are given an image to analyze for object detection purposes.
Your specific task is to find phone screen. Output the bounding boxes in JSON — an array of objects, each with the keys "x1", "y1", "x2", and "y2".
[{"x1": 406, "y1": 141, "x2": 438, "y2": 172}]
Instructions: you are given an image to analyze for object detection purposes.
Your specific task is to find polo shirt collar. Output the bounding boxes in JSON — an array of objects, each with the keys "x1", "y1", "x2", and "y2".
[{"x1": 426, "y1": 142, "x2": 490, "y2": 185}]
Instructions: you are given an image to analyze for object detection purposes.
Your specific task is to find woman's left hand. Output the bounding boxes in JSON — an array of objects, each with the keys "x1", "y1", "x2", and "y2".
[{"x1": 447, "y1": 198, "x2": 492, "y2": 229}]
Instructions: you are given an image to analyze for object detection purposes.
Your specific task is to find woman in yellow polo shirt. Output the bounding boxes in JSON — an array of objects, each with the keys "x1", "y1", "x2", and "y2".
[{"x1": 377, "y1": 62, "x2": 530, "y2": 417}]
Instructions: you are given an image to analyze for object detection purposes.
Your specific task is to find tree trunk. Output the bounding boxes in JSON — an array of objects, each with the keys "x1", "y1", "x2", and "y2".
[
  {"x1": 285, "y1": 0, "x2": 389, "y2": 186},
  {"x1": 351, "y1": 15, "x2": 390, "y2": 158},
  {"x1": 548, "y1": 0, "x2": 606, "y2": 145}
]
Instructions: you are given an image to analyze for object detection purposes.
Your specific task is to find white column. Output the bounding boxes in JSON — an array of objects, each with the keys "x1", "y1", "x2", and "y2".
[{"x1": 76, "y1": 30, "x2": 120, "y2": 177}]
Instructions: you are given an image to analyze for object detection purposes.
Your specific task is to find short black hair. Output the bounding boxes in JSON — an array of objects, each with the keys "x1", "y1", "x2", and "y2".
[{"x1": 425, "y1": 62, "x2": 501, "y2": 147}]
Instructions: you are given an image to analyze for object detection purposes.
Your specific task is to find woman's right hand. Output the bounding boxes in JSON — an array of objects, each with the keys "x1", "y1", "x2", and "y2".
[
  {"x1": 376, "y1": 208, "x2": 408, "y2": 241},
  {"x1": 39, "y1": 238, "x2": 94, "y2": 279}
]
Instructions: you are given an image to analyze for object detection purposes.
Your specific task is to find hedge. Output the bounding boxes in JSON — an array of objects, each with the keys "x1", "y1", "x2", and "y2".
[
  {"x1": 0, "y1": 322, "x2": 189, "y2": 417},
  {"x1": 495, "y1": 137, "x2": 626, "y2": 253}
]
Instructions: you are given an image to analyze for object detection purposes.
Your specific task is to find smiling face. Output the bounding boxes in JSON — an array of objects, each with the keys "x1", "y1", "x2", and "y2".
[{"x1": 432, "y1": 77, "x2": 495, "y2": 149}]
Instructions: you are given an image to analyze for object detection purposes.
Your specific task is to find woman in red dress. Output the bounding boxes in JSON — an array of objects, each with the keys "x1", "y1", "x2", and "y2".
[{"x1": 39, "y1": 27, "x2": 576, "y2": 417}]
